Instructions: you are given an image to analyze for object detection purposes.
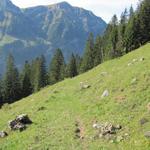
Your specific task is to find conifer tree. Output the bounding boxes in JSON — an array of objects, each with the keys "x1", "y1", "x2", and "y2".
[
  {"x1": 75, "y1": 54, "x2": 82, "y2": 75},
  {"x1": 138, "y1": 0, "x2": 150, "y2": 44},
  {"x1": 118, "y1": 8, "x2": 128, "y2": 54},
  {"x1": 129, "y1": 5, "x2": 134, "y2": 18},
  {"x1": 94, "y1": 36, "x2": 103, "y2": 66},
  {"x1": 49, "y1": 49, "x2": 65, "y2": 84},
  {"x1": 20, "y1": 61, "x2": 32, "y2": 97},
  {"x1": 110, "y1": 15, "x2": 119, "y2": 57},
  {"x1": 3, "y1": 54, "x2": 21, "y2": 102},
  {"x1": 33, "y1": 55, "x2": 48, "y2": 92},
  {"x1": 80, "y1": 33, "x2": 94, "y2": 72},
  {"x1": 66, "y1": 54, "x2": 78, "y2": 78}
]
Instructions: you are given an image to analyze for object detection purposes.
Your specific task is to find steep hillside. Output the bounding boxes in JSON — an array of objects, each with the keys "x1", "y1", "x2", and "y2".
[
  {"x1": 0, "y1": 44, "x2": 150, "y2": 150},
  {"x1": 0, "y1": 0, "x2": 106, "y2": 73}
]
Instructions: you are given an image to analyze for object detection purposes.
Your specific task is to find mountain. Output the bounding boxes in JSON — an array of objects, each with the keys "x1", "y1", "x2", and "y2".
[
  {"x1": 0, "y1": 0, "x2": 107, "y2": 73},
  {"x1": 0, "y1": 43, "x2": 150, "y2": 149}
]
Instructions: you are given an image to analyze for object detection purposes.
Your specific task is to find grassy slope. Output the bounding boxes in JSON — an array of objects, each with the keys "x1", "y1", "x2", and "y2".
[{"x1": 0, "y1": 43, "x2": 150, "y2": 150}]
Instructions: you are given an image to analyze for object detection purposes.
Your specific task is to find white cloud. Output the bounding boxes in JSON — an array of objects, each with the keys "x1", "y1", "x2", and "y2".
[{"x1": 11, "y1": 0, "x2": 139, "y2": 22}]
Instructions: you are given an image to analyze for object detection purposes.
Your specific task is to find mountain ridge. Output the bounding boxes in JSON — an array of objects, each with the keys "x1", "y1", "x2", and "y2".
[{"x1": 0, "y1": 0, "x2": 107, "y2": 73}]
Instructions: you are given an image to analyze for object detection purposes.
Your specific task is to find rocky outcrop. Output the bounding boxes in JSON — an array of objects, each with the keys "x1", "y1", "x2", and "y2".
[{"x1": 8, "y1": 114, "x2": 32, "y2": 132}]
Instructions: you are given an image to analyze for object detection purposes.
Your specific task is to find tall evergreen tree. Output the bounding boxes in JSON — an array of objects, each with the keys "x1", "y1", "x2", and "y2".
[
  {"x1": 66, "y1": 54, "x2": 78, "y2": 78},
  {"x1": 75, "y1": 54, "x2": 82, "y2": 75},
  {"x1": 20, "y1": 61, "x2": 32, "y2": 97},
  {"x1": 49, "y1": 49, "x2": 65, "y2": 84},
  {"x1": 94, "y1": 36, "x2": 103, "y2": 66},
  {"x1": 124, "y1": 15, "x2": 140, "y2": 53},
  {"x1": 80, "y1": 33, "x2": 95, "y2": 72},
  {"x1": 110, "y1": 15, "x2": 119, "y2": 57},
  {"x1": 118, "y1": 8, "x2": 128, "y2": 54},
  {"x1": 138, "y1": 0, "x2": 150, "y2": 44},
  {"x1": 33, "y1": 55, "x2": 48, "y2": 92},
  {"x1": 3, "y1": 54, "x2": 21, "y2": 103},
  {"x1": 129, "y1": 5, "x2": 134, "y2": 18}
]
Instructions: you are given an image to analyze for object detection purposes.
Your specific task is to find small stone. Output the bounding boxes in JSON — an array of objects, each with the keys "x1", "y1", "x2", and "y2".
[
  {"x1": 144, "y1": 131, "x2": 150, "y2": 138},
  {"x1": 139, "y1": 57, "x2": 145, "y2": 61},
  {"x1": 132, "y1": 59, "x2": 137, "y2": 62},
  {"x1": 139, "y1": 118, "x2": 148, "y2": 125},
  {"x1": 92, "y1": 123, "x2": 101, "y2": 129},
  {"x1": 124, "y1": 133, "x2": 129, "y2": 137},
  {"x1": 80, "y1": 82, "x2": 91, "y2": 89},
  {"x1": 99, "y1": 133, "x2": 104, "y2": 138},
  {"x1": 0, "y1": 131, "x2": 8, "y2": 138},
  {"x1": 116, "y1": 136, "x2": 123, "y2": 142},
  {"x1": 101, "y1": 72, "x2": 108, "y2": 76},
  {"x1": 128, "y1": 63, "x2": 132, "y2": 66},
  {"x1": 115, "y1": 125, "x2": 122, "y2": 130},
  {"x1": 110, "y1": 139, "x2": 115, "y2": 143},
  {"x1": 101, "y1": 90, "x2": 109, "y2": 98},
  {"x1": 83, "y1": 84, "x2": 91, "y2": 89},
  {"x1": 131, "y1": 78, "x2": 137, "y2": 84}
]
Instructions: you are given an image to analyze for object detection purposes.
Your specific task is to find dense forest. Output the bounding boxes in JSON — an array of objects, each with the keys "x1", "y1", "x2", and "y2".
[{"x1": 0, "y1": 0, "x2": 149, "y2": 105}]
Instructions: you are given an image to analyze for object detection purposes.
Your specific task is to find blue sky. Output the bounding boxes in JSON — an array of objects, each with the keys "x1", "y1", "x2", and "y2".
[{"x1": 11, "y1": 0, "x2": 139, "y2": 22}]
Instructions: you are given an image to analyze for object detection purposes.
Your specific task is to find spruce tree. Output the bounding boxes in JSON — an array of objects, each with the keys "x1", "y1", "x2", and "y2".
[
  {"x1": 110, "y1": 15, "x2": 119, "y2": 58},
  {"x1": 129, "y1": 5, "x2": 134, "y2": 18},
  {"x1": 80, "y1": 33, "x2": 94, "y2": 72},
  {"x1": 33, "y1": 55, "x2": 48, "y2": 92},
  {"x1": 75, "y1": 54, "x2": 82, "y2": 75},
  {"x1": 3, "y1": 54, "x2": 21, "y2": 103},
  {"x1": 138, "y1": 0, "x2": 150, "y2": 44},
  {"x1": 94, "y1": 36, "x2": 103, "y2": 66},
  {"x1": 49, "y1": 49, "x2": 65, "y2": 84},
  {"x1": 20, "y1": 61, "x2": 32, "y2": 97},
  {"x1": 67, "y1": 54, "x2": 78, "y2": 78}
]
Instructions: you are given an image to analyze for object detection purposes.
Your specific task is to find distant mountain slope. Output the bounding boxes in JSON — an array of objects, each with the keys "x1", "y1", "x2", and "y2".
[
  {"x1": 0, "y1": 0, "x2": 107, "y2": 73},
  {"x1": 0, "y1": 43, "x2": 150, "y2": 150}
]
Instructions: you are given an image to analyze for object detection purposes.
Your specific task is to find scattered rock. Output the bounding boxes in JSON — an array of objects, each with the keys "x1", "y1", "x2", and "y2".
[
  {"x1": 92, "y1": 123, "x2": 102, "y2": 129},
  {"x1": 131, "y1": 78, "x2": 137, "y2": 84},
  {"x1": 0, "y1": 131, "x2": 8, "y2": 138},
  {"x1": 37, "y1": 106, "x2": 46, "y2": 111},
  {"x1": 8, "y1": 114, "x2": 32, "y2": 132},
  {"x1": 100, "y1": 72, "x2": 108, "y2": 76},
  {"x1": 124, "y1": 133, "x2": 129, "y2": 137},
  {"x1": 116, "y1": 136, "x2": 123, "y2": 142},
  {"x1": 80, "y1": 82, "x2": 91, "y2": 89},
  {"x1": 75, "y1": 121, "x2": 84, "y2": 139},
  {"x1": 128, "y1": 63, "x2": 132, "y2": 66},
  {"x1": 144, "y1": 131, "x2": 150, "y2": 138},
  {"x1": 139, "y1": 57, "x2": 145, "y2": 61},
  {"x1": 93, "y1": 122, "x2": 122, "y2": 140},
  {"x1": 101, "y1": 90, "x2": 109, "y2": 98},
  {"x1": 116, "y1": 124, "x2": 122, "y2": 130},
  {"x1": 132, "y1": 59, "x2": 137, "y2": 62},
  {"x1": 139, "y1": 118, "x2": 148, "y2": 125}
]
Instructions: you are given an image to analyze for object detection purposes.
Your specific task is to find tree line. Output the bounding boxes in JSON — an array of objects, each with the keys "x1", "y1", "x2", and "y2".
[
  {"x1": 0, "y1": 49, "x2": 82, "y2": 104},
  {"x1": 0, "y1": 0, "x2": 149, "y2": 105},
  {"x1": 81, "y1": 0, "x2": 150, "y2": 72}
]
